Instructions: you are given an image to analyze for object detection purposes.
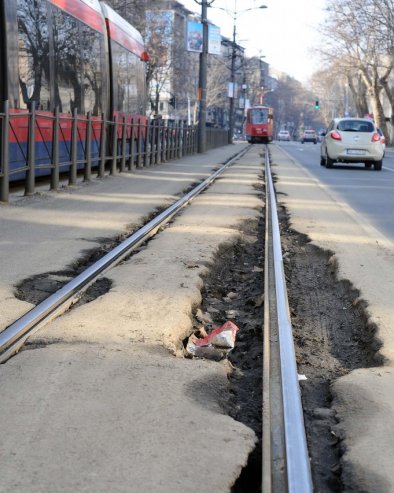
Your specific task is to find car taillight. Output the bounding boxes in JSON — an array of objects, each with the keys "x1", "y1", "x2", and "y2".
[
  {"x1": 330, "y1": 131, "x2": 342, "y2": 141},
  {"x1": 371, "y1": 133, "x2": 381, "y2": 142}
]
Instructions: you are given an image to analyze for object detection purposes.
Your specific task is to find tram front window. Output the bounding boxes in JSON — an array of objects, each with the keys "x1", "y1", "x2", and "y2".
[{"x1": 251, "y1": 109, "x2": 268, "y2": 125}]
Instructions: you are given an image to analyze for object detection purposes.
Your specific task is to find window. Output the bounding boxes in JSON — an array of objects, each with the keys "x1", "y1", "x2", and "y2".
[
  {"x1": 53, "y1": 8, "x2": 104, "y2": 115},
  {"x1": 53, "y1": 9, "x2": 82, "y2": 113},
  {"x1": 250, "y1": 108, "x2": 268, "y2": 124},
  {"x1": 111, "y1": 40, "x2": 144, "y2": 115},
  {"x1": 338, "y1": 120, "x2": 374, "y2": 132},
  {"x1": 17, "y1": 0, "x2": 50, "y2": 110},
  {"x1": 81, "y1": 24, "x2": 105, "y2": 115}
]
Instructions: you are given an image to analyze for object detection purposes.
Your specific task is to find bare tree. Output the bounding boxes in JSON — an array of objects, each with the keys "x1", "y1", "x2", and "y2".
[{"x1": 318, "y1": 0, "x2": 393, "y2": 139}]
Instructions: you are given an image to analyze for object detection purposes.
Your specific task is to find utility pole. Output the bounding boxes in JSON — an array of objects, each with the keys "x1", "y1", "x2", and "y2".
[
  {"x1": 195, "y1": 0, "x2": 210, "y2": 153},
  {"x1": 228, "y1": 21, "x2": 236, "y2": 144}
]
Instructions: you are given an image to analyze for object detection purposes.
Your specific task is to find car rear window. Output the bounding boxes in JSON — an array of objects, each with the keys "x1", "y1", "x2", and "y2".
[{"x1": 337, "y1": 120, "x2": 374, "y2": 132}]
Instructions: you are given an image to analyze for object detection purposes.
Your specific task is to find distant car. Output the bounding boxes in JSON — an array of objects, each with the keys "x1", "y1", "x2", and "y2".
[
  {"x1": 320, "y1": 117, "x2": 384, "y2": 170},
  {"x1": 377, "y1": 128, "x2": 386, "y2": 156},
  {"x1": 301, "y1": 129, "x2": 318, "y2": 144},
  {"x1": 277, "y1": 130, "x2": 291, "y2": 141}
]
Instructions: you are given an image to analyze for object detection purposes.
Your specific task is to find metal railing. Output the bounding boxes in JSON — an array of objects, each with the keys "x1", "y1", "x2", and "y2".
[{"x1": 0, "y1": 101, "x2": 229, "y2": 202}]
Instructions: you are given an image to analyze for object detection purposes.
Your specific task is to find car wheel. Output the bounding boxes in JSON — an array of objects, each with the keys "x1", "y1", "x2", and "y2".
[
  {"x1": 374, "y1": 160, "x2": 382, "y2": 171},
  {"x1": 320, "y1": 155, "x2": 325, "y2": 166},
  {"x1": 301, "y1": 141, "x2": 304, "y2": 144},
  {"x1": 314, "y1": 140, "x2": 317, "y2": 144},
  {"x1": 325, "y1": 155, "x2": 335, "y2": 168}
]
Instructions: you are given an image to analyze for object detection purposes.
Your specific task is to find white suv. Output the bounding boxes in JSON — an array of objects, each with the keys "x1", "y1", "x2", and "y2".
[{"x1": 320, "y1": 117, "x2": 384, "y2": 170}]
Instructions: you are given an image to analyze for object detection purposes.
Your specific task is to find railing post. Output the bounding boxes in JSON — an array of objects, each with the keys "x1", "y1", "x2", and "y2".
[
  {"x1": 137, "y1": 119, "x2": 143, "y2": 168},
  {"x1": 51, "y1": 107, "x2": 60, "y2": 190},
  {"x1": 162, "y1": 121, "x2": 167, "y2": 162},
  {"x1": 25, "y1": 101, "x2": 36, "y2": 196},
  {"x1": 154, "y1": 122, "x2": 158, "y2": 164},
  {"x1": 178, "y1": 121, "x2": 183, "y2": 159},
  {"x1": 128, "y1": 120, "x2": 136, "y2": 171},
  {"x1": 110, "y1": 115, "x2": 118, "y2": 175},
  {"x1": 144, "y1": 119, "x2": 150, "y2": 167},
  {"x1": 0, "y1": 100, "x2": 10, "y2": 203},
  {"x1": 84, "y1": 111, "x2": 92, "y2": 182},
  {"x1": 156, "y1": 120, "x2": 162, "y2": 165},
  {"x1": 150, "y1": 121, "x2": 156, "y2": 166},
  {"x1": 120, "y1": 116, "x2": 127, "y2": 173},
  {"x1": 69, "y1": 108, "x2": 78, "y2": 186},
  {"x1": 98, "y1": 113, "x2": 106, "y2": 177}
]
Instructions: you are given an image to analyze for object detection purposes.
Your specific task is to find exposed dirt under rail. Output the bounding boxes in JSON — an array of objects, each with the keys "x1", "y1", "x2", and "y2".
[{"x1": 193, "y1": 203, "x2": 382, "y2": 492}]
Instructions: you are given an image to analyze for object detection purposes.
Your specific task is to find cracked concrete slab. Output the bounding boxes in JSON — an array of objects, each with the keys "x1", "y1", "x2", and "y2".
[{"x1": 0, "y1": 144, "x2": 261, "y2": 492}]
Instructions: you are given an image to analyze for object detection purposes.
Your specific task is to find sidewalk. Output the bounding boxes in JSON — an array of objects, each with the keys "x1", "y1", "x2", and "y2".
[{"x1": 0, "y1": 143, "x2": 259, "y2": 493}]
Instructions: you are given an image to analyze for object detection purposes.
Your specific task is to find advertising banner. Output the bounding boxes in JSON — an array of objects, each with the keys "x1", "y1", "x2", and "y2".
[
  {"x1": 208, "y1": 25, "x2": 221, "y2": 55},
  {"x1": 187, "y1": 21, "x2": 203, "y2": 52},
  {"x1": 186, "y1": 21, "x2": 221, "y2": 54}
]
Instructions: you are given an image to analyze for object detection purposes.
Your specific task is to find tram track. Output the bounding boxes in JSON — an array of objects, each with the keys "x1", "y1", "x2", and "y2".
[
  {"x1": 263, "y1": 149, "x2": 313, "y2": 492},
  {"x1": 0, "y1": 146, "x2": 250, "y2": 364},
  {"x1": 1, "y1": 143, "x2": 314, "y2": 492}
]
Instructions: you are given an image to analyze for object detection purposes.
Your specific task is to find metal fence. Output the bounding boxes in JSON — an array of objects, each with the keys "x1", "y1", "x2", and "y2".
[{"x1": 0, "y1": 101, "x2": 229, "y2": 203}]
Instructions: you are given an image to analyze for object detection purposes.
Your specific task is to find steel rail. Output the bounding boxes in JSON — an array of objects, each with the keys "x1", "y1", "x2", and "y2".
[
  {"x1": 0, "y1": 146, "x2": 250, "y2": 363},
  {"x1": 263, "y1": 147, "x2": 313, "y2": 492}
]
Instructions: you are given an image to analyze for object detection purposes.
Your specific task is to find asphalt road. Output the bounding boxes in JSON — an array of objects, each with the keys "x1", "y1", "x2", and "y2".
[{"x1": 274, "y1": 140, "x2": 394, "y2": 243}]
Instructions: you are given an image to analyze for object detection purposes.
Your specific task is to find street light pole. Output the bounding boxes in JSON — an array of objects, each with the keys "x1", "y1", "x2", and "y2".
[
  {"x1": 228, "y1": 18, "x2": 237, "y2": 144},
  {"x1": 197, "y1": 0, "x2": 209, "y2": 153},
  {"x1": 195, "y1": 0, "x2": 216, "y2": 153}
]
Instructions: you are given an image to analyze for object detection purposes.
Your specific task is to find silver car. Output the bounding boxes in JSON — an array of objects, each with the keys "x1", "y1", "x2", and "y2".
[
  {"x1": 320, "y1": 117, "x2": 384, "y2": 170},
  {"x1": 277, "y1": 130, "x2": 291, "y2": 141}
]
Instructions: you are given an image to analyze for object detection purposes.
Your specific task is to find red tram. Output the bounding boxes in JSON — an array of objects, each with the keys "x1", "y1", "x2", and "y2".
[
  {"x1": 245, "y1": 106, "x2": 274, "y2": 144},
  {"x1": 0, "y1": 0, "x2": 148, "y2": 181}
]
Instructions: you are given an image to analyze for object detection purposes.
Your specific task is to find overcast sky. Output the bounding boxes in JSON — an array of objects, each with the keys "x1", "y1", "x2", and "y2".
[{"x1": 178, "y1": 0, "x2": 327, "y2": 83}]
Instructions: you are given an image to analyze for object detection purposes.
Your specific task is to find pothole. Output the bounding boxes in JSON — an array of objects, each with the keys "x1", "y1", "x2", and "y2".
[{"x1": 15, "y1": 271, "x2": 112, "y2": 307}]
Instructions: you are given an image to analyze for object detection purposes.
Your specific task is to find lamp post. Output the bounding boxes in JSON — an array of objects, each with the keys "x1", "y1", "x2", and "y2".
[
  {"x1": 194, "y1": 0, "x2": 216, "y2": 153},
  {"x1": 215, "y1": 2, "x2": 267, "y2": 143}
]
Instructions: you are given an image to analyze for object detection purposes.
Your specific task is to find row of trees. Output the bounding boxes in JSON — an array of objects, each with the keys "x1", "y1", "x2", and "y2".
[{"x1": 312, "y1": 0, "x2": 394, "y2": 142}]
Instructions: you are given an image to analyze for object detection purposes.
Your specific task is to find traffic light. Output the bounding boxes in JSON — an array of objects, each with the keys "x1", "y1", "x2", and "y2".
[
  {"x1": 169, "y1": 96, "x2": 176, "y2": 107},
  {"x1": 314, "y1": 99, "x2": 320, "y2": 110}
]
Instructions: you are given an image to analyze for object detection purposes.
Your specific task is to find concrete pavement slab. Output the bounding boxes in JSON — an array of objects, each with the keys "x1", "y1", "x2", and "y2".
[{"x1": 0, "y1": 144, "x2": 260, "y2": 492}]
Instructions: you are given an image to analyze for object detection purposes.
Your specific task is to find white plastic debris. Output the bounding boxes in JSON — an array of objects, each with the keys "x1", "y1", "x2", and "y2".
[{"x1": 186, "y1": 321, "x2": 239, "y2": 360}]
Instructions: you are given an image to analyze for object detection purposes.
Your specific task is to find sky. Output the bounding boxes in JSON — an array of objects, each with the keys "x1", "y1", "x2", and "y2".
[{"x1": 179, "y1": 0, "x2": 327, "y2": 84}]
